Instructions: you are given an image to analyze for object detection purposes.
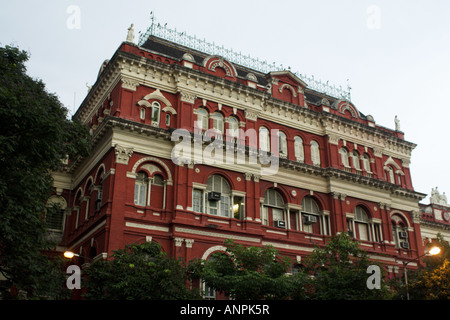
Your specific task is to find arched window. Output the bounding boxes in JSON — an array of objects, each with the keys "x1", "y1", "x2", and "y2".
[
  {"x1": 45, "y1": 195, "x2": 67, "y2": 232},
  {"x1": 354, "y1": 206, "x2": 369, "y2": 241},
  {"x1": 140, "y1": 107, "x2": 146, "y2": 120},
  {"x1": 212, "y1": 112, "x2": 224, "y2": 134},
  {"x1": 294, "y1": 136, "x2": 304, "y2": 162},
  {"x1": 310, "y1": 141, "x2": 320, "y2": 166},
  {"x1": 84, "y1": 181, "x2": 92, "y2": 220},
  {"x1": 94, "y1": 168, "x2": 104, "y2": 211},
  {"x1": 392, "y1": 215, "x2": 409, "y2": 249},
  {"x1": 340, "y1": 148, "x2": 349, "y2": 167},
  {"x1": 386, "y1": 166, "x2": 395, "y2": 183},
  {"x1": 151, "y1": 101, "x2": 161, "y2": 126},
  {"x1": 228, "y1": 116, "x2": 239, "y2": 142},
  {"x1": 362, "y1": 153, "x2": 371, "y2": 172},
  {"x1": 352, "y1": 151, "x2": 361, "y2": 170},
  {"x1": 134, "y1": 172, "x2": 148, "y2": 206},
  {"x1": 278, "y1": 131, "x2": 287, "y2": 158},
  {"x1": 263, "y1": 189, "x2": 285, "y2": 227},
  {"x1": 206, "y1": 175, "x2": 231, "y2": 217},
  {"x1": 165, "y1": 113, "x2": 171, "y2": 126},
  {"x1": 259, "y1": 127, "x2": 270, "y2": 152},
  {"x1": 196, "y1": 108, "x2": 209, "y2": 130},
  {"x1": 301, "y1": 196, "x2": 322, "y2": 234},
  {"x1": 150, "y1": 174, "x2": 164, "y2": 209}
]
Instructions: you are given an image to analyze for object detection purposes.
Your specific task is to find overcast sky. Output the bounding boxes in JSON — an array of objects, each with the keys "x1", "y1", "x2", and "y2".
[{"x1": 1, "y1": 0, "x2": 449, "y2": 203}]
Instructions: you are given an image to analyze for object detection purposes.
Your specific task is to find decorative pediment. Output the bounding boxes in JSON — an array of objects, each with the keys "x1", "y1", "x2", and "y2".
[
  {"x1": 203, "y1": 55, "x2": 237, "y2": 79},
  {"x1": 333, "y1": 100, "x2": 360, "y2": 119},
  {"x1": 140, "y1": 88, "x2": 172, "y2": 108},
  {"x1": 267, "y1": 70, "x2": 307, "y2": 88},
  {"x1": 266, "y1": 70, "x2": 307, "y2": 106}
]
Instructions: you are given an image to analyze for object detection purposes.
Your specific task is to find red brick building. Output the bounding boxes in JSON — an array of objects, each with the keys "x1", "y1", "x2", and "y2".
[{"x1": 49, "y1": 23, "x2": 427, "y2": 292}]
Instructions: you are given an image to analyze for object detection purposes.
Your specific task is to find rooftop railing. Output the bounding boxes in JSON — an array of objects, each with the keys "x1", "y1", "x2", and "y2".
[{"x1": 138, "y1": 16, "x2": 351, "y2": 100}]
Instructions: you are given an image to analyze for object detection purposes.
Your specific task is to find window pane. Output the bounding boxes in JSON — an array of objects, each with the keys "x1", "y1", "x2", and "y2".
[
  {"x1": 358, "y1": 223, "x2": 369, "y2": 241},
  {"x1": 259, "y1": 127, "x2": 269, "y2": 152},
  {"x1": 208, "y1": 200, "x2": 217, "y2": 215},
  {"x1": 294, "y1": 136, "x2": 304, "y2": 161},
  {"x1": 272, "y1": 208, "x2": 283, "y2": 221},
  {"x1": 220, "y1": 196, "x2": 229, "y2": 217},
  {"x1": 193, "y1": 189, "x2": 203, "y2": 213}
]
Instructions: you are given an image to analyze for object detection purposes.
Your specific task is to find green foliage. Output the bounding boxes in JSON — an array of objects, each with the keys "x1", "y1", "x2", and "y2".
[
  {"x1": 83, "y1": 241, "x2": 201, "y2": 300},
  {"x1": 304, "y1": 232, "x2": 393, "y2": 300},
  {"x1": 188, "y1": 239, "x2": 309, "y2": 300},
  {"x1": 0, "y1": 45, "x2": 90, "y2": 299},
  {"x1": 403, "y1": 234, "x2": 450, "y2": 300}
]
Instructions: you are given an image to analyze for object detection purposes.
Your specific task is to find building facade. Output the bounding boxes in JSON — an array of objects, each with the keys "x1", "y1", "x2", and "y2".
[
  {"x1": 420, "y1": 188, "x2": 450, "y2": 246},
  {"x1": 49, "y1": 24, "x2": 428, "y2": 288}
]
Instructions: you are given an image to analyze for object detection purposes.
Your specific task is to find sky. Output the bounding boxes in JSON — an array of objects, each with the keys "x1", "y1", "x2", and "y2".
[{"x1": 1, "y1": 0, "x2": 449, "y2": 203}]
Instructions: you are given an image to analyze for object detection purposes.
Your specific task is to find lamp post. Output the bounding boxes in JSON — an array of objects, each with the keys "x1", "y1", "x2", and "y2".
[
  {"x1": 63, "y1": 251, "x2": 79, "y2": 259},
  {"x1": 403, "y1": 246, "x2": 441, "y2": 300}
]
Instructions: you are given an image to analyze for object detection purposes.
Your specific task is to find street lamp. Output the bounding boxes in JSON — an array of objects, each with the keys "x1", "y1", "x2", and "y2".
[
  {"x1": 403, "y1": 246, "x2": 441, "y2": 300},
  {"x1": 63, "y1": 251, "x2": 80, "y2": 259}
]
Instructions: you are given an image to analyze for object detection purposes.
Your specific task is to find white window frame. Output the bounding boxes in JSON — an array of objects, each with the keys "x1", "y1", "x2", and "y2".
[
  {"x1": 278, "y1": 131, "x2": 288, "y2": 158},
  {"x1": 151, "y1": 101, "x2": 161, "y2": 127},
  {"x1": 206, "y1": 175, "x2": 231, "y2": 218},
  {"x1": 259, "y1": 126, "x2": 270, "y2": 152},
  {"x1": 294, "y1": 136, "x2": 304, "y2": 162},
  {"x1": 310, "y1": 141, "x2": 320, "y2": 166}
]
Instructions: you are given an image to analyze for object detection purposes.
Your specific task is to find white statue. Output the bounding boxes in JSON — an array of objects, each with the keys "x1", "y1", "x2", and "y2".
[
  {"x1": 394, "y1": 115, "x2": 400, "y2": 131},
  {"x1": 126, "y1": 24, "x2": 135, "y2": 43},
  {"x1": 431, "y1": 187, "x2": 439, "y2": 204},
  {"x1": 441, "y1": 192, "x2": 448, "y2": 206},
  {"x1": 430, "y1": 187, "x2": 448, "y2": 206}
]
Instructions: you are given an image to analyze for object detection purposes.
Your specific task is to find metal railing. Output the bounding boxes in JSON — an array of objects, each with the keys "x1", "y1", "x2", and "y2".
[{"x1": 138, "y1": 15, "x2": 351, "y2": 100}]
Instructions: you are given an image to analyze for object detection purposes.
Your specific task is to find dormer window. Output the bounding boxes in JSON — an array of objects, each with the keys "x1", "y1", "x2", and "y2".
[{"x1": 151, "y1": 101, "x2": 161, "y2": 126}]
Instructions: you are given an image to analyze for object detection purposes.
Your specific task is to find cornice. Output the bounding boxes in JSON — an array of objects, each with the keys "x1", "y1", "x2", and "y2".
[
  {"x1": 420, "y1": 219, "x2": 450, "y2": 231},
  {"x1": 68, "y1": 116, "x2": 424, "y2": 203},
  {"x1": 74, "y1": 47, "x2": 417, "y2": 168}
]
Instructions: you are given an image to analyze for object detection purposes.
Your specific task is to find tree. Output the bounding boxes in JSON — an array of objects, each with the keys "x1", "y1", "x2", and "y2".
[
  {"x1": 405, "y1": 234, "x2": 450, "y2": 300},
  {"x1": 0, "y1": 45, "x2": 91, "y2": 299},
  {"x1": 303, "y1": 232, "x2": 393, "y2": 300},
  {"x1": 82, "y1": 241, "x2": 201, "y2": 300},
  {"x1": 188, "y1": 239, "x2": 309, "y2": 300}
]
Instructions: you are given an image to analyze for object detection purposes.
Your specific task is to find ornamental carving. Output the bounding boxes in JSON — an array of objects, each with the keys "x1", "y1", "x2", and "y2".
[
  {"x1": 114, "y1": 144, "x2": 134, "y2": 165},
  {"x1": 179, "y1": 91, "x2": 196, "y2": 104},
  {"x1": 278, "y1": 83, "x2": 297, "y2": 97},
  {"x1": 121, "y1": 77, "x2": 139, "y2": 91},
  {"x1": 244, "y1": 109, "x2": 259, "y2": 121}
]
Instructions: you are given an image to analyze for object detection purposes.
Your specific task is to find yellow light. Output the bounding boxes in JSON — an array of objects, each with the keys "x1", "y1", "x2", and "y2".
[
  {"x1": 64, "y1": 251, "x2": 76, "y2": 259},
  {"x1": 233, "y1": 204, "x2": 239, "y2": 214},
  {"x1": 428, "y1": 246, "x2": 441, "y2": 256}
]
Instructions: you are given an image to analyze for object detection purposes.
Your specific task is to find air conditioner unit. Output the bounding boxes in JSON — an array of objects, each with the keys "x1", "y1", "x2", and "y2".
[
  {"x1": 274, "y1": 220, "x2": 286, "y2": 229},
  {"x1": 399, "y1": 231, "x2": 408, "y2": 239},
  {"x1": 303, "y1": 215, "x2": 317, "y2": 225},
  {"x1": 208, "y1": 192, "x2": 221, "y2": 201},
  {"x1": 400, "y1": 242, "x2": 410, "y2": 249}
]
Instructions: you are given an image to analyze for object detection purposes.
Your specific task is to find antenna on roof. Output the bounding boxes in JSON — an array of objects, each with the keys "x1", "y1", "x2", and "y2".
[{"x1": 347, "y1": 79, "x2": 352, "y2": 101}]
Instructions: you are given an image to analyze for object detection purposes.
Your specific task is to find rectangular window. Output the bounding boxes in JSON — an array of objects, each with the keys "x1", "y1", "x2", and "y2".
[
  {"x1": 193, "y1": 189, "x2": 204, "y2": 213},
  {"x1": 151, "y1": 105, "x2": 160, "y2": 126},
  {"x1": 134, "y1": 183, "x2": 147, "y2": 206},
  {"x1": 272, "y1": 208, "x2": 283, "y2": 223},
  {"x1": 219, "y1": 196, "x2": 230, "y2": 217},
  {"x1": 208, "y1": 200, "x2": 218, "y2": 216},
  {"x1": 95, "y1": 187, "x2": 102, "y2": 211},
  {"x1": 358, "y1": 223, "x2": 369, "y2": 241},
  {"x1": 233, "y1": 196, "x2": 244, "y2": 219}
]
